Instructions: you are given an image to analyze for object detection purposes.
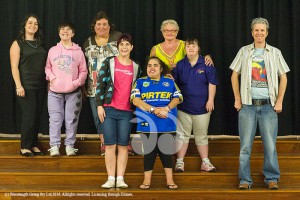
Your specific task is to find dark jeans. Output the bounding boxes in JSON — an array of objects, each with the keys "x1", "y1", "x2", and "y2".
[
  {"x1": 17, "y1": 88, "x2": 46, "y2": 149},
  {"x1": 103, "y1": 107, "x2": 133, "y2": 146},
  {"x1": 141, "y1": 133, "x2": 176, "y2": 171}
]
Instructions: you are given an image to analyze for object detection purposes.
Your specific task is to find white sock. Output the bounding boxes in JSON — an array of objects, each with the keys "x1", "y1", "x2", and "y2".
[
  {"x1": 108, "y1": 176, "x2": 115, "y2": 181},
  {"x1": 176, "y1": 158, "x2": 184, "y2": 163},
  {"x1": 116, "y1": 176, "x2": 124, "y2": 180},
  {"x1": 202, "y1": 158, "x2": 210, "y2": 163}
]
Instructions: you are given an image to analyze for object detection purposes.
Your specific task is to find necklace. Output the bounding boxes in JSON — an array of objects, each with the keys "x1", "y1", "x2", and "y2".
[
  {"x1": 26, "y1": 40, "x2": 38, "y2": 48},
  {"x1": 96, "y1": 34, "x2": 109, "y2": 40}
]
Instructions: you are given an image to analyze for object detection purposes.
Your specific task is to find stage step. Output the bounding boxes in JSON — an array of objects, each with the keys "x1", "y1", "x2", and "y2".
[
  {"x1": 1, "y1": 155, "x2": 300, "y2": 173},
  {"x1": 1, "y1": 172, "x2": 300, "y2": 188},
  {"x1": 1, "y1": 138, "x2": 300, "y2": 155},
  {"x1": 0, "y1": 138, "x2": 299, "y2": 200},
  {"x1": 1, "y1": 187, "x2": 300, "y2": 200}
]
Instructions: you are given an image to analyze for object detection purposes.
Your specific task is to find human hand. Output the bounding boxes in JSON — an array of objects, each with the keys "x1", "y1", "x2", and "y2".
[
  {"x1": 166, "y1": 73, "x2": 174, "y2": 80},
  {"x1": 234, "y1": 99, "x2": 242, "y2": 111},
  {"x1": 97, "y1": 106, "x2": 106, "y2": 123},
  {"x1": 154, "y1": 107, "x2": 168, "y2": 118},
  {"x1": 204, "y1": 55, "x2": 214, "y2": 66},
  {"x1": 206, "y1": 100, "x2": 214, "y2": 112},
  {"x1": 16, "y1": 86, "x2": 25, "y2": 97},
  {"x1": 274, "y1": 101, "x2": 282, "y2": 113}
]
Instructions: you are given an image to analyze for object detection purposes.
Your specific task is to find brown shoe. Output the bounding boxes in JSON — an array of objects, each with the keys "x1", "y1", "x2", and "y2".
[
  {"x1": 239, "y1": 183, "x2": 250, "y2": 190},
  {"x1": 268, "y1": 182, "x2": 278, "y2": 190}
]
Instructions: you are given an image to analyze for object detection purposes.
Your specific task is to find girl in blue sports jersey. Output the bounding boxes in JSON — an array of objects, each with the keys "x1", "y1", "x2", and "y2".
[{"x1": 131, "y1": 56, "x2": 183, "y2": 190}]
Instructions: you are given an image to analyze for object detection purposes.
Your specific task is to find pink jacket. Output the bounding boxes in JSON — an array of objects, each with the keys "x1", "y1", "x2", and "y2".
[{"x1": 45, "y1": 42, "x2": 87, "y2": 93}]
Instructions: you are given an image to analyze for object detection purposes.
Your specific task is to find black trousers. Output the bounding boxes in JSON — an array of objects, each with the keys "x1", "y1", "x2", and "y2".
[
  {"x1": 141, "y1": 133, "x2": 176, "y2": 171},
  {"x1": 17, "y1": 89, "x2": 46, "y2": 149}
]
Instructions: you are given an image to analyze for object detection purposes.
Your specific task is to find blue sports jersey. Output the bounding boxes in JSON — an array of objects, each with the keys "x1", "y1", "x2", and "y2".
[{"x1": 131, "y1": 76, "x2": 183, "y2": 133}]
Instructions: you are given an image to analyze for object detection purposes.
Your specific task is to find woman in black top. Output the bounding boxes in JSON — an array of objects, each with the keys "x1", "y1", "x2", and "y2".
[{"x1": 10, "y1": 14, "x2": 47, "y2": 157}]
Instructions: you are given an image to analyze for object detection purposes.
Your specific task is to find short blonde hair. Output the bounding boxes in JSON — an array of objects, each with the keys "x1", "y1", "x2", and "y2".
[{"x1": 160, "y1": 19, "x2": 180, "y2": 32}]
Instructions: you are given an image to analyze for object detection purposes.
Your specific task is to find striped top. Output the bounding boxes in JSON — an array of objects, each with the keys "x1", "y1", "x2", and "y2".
[{"x1": 229, "y1": 43, "x2": 290, "y2": 106}]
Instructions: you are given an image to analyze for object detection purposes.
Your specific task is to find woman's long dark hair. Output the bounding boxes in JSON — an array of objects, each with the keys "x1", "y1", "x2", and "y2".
[
  {"x1": 17, "y1": 14, "x2": 44, "y2": 45},
  {"x1": 147, "y1": 56, "x2": 170, "y2": 76}
]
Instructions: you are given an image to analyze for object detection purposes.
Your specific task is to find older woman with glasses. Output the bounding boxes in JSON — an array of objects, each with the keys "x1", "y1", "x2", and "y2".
[{"x1": 150, "y1": 19, "x2": 213, "y2": 70}]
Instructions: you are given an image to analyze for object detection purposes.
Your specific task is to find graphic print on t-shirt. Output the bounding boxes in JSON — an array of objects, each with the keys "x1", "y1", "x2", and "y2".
[
  {"x1": 53, "y1": 55, "x2": 74, "y2": 74},
  {"x1": 251, "y1": 54, "x2": 267, "y2": 88}
]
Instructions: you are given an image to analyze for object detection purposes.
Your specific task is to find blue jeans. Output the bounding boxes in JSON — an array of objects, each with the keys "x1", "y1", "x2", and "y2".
[
  {"x1": 238, "y1": 104, "x2": 280, "y2": 186},
  {"x1": 103, "y1": 107, "x2": 133, "y2": 146},
  {"x1": 89, "y1": 97, "x2": 103, "y2": 134}
]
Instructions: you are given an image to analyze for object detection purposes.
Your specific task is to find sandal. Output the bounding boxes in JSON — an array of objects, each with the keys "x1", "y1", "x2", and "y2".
[
  {"x1": 167, "y1": 184, "x2": 178, "y2": 190},
  {"x1": 140, "y1": 184, "x2": 150, "y2": 190},
  {"x1": 31, "y1": 147, "x2": 45, "y2": 156},
  {"x1": 20, "y1": 149, "x2": 34, "y2": 157}
]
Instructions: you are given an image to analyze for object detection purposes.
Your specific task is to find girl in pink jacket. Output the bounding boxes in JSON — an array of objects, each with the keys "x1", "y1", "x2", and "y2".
[{"x1": 45, "y1": 22, "x2": 87, "y2": 156}]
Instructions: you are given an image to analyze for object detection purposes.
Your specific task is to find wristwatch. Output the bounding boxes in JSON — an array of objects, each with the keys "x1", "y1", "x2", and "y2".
[{"x1": 149, "y1": 106, "x2": 155, "y2": 113}]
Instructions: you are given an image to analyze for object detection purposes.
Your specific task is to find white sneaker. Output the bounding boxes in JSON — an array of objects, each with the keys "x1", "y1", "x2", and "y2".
[
  {"x1": 65, "y1": 146, "x2": 78, "y2": 156},
  {"x1": 116, "y1": 179, "x2": 128, "y2": 188},
  {"x1": 201, "y1": 160, "x2": 216, "y2": 172},
  {"x1": 102, "y1": 179, "x2": 115, "y2": 189},
  {"x1": 48, "y1": 146, "x2": 60, "y2": 157},
  {"x1": 175, "y1": 161, "x2": 184, "y2": 172}
]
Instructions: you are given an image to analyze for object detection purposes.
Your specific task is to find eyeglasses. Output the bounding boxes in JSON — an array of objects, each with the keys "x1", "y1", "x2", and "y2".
[{"x1": 162, "y1": 29, "x2": 178, "y2": 33}]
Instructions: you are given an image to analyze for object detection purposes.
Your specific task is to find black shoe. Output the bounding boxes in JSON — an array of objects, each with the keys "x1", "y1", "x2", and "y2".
[
  {"x1": 20, "y1": 150, "x2": 34, "y2": 157},
  {"x1": 31, "y1": 147, "x2": 45, "y2": 156},
  {"x1": 32, "y1": 151, "x2": 45, "y2": 156}
]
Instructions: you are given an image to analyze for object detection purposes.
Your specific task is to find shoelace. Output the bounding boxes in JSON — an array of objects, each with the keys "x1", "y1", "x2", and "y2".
[
  {"x1": 67, "y1": 147, "x2": 78, "y2": 153},
  {"x1": 176, "y1": 162, "x2": 184, "y2": 169},
  {"x1": 203, "y1": 162, "x2": 215, "y2": 168},
  {"x1": 47, "y1": 147, "x2": 59, "y2": 152}
]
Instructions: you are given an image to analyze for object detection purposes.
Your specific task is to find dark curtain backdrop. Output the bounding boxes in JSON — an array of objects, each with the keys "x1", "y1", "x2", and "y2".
[{"x1": 0, "y1": 0, "x2": 299, "y2": 135}]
